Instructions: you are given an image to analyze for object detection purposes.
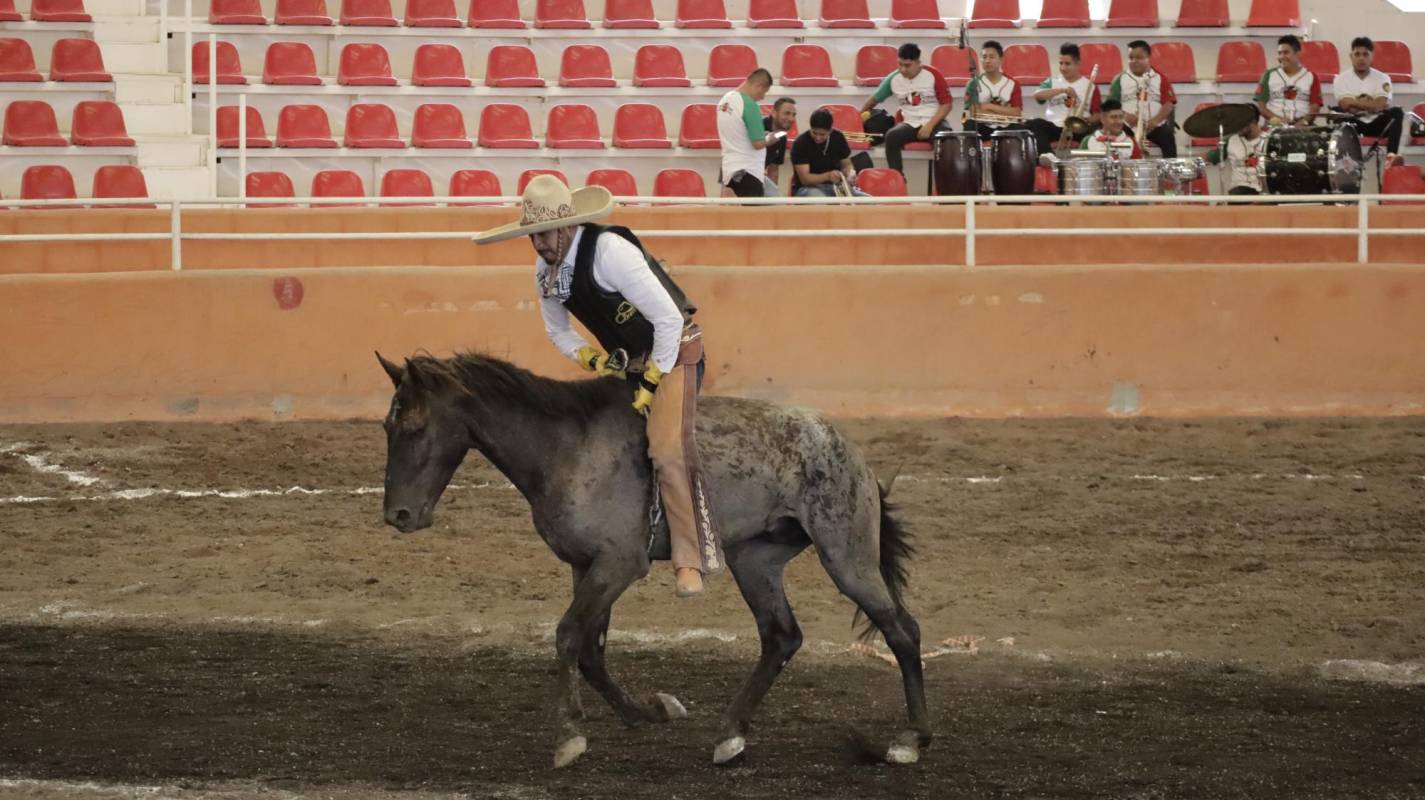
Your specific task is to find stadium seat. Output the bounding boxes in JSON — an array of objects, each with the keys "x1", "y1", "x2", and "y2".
[
  {"x1": 312, "y1": 170, "x2": 366, "y2": 206},
  {"x1": 411, "y1": 103, "x2": 471, "y2": 147},
  {"x1": 468, "y1": 0, "x2": 524, "y2": 27},
  {"x1": 559, "y1": 44, "x2": 615, "y2": 87},
  {"x1": 0, "y1": 39, "x2": 42, "y2": 82},
  {"x1": 968, "y1": 0, "x2": 1016, "y2": 28},
  {"x1": 379, "y1": 169, "x2": 434, "y2": 204},
  {"x1": 339, "y1": 43, "x2": 397, "y2": 86},
  {"x1": 1003, "y1": 43, "x2": 1050, "y2": 85},
  {"x1": 274, "y1": 0, "x2": 333, "y2": 24},
  {"x1": 819, "y1": 0, "x2": 871, "y2": 27},
  {"x1": 604, "y1": 0, "x2": 657, "y2": 27},
  {"x1": 1034, "y1": 164, "x2": 1056, "y2": 193},
  {"x1": 674, "y1": 0, "x2": 728, "y2": 27},
  {"x1": 633, "y1": 45, "x2": 690, "y2": 87},
  {"x1": 1382, "y1": 165, "x2": 1425, "y2": 205},
  {"x1": 707, "y1": 44, "x2": 756, "y2": 87},
  {"x1": 586, "y1": 168, "x2": 637, "y2": 195},
  {"x1": 1246, "y1": 0, "x2": 1297, "y2": 27},
  {"x1": 412, "y1": 43, "x2": 471, "y2": 86},
  {"x1": 546, "y1": 104, "x2": 604, "y2": 148},
  {"x1": 1105, "y1": 0, "x2": 1155, "y2": 27},
  {"x1": 1035, "y1": 0, "x2": 1087, "y2": 27},
  {"x1": 856, "y1": 167, "x2": 907, "y2": 196},
  {"x1": 930, "y1": 45, "x2": 978, "y2": 88},
  {"x1": 209, "y1": 0, "x2": 266, "y2": 23},
  {"x1": 747, "y1": 0, "x2": 801, "y2": 28},
  {"x1": 245, "y1": 171, "x2": 296, "y2": 204},
  {"x1": 3, "y1": 101, "x2": 67, "y2": 146},
  {"x1": 276, "y1": 104, "x2": 337, "y2": 147},
  {"x1": 341, "y1": 0, "x2": 397, "y2": 24},
  {"x1": 20, "y1": 165, "x2": 77, "y2": 205},
  {"x1": 91, "y1": 165, "x2": 152, "y2": 208},
  {"x1": 216, "y1": 105, "x2": 272, "y2": 147},
  {"x1": 535, "y1": 0, "x2": 590, "y2": 27},
  {"x1": 678, "y1": 104, "x2": 719, "y2": 148},
  {"x1": 449, "y1": 169, "x2": 502, "y2": 201},
  {"x1": 855, "y1": 45, "x2": 898, "y2": 86},
  {"x1": 1300, "y1": 40, "x2": 1339, "y2": 83},
  {"x1": 653, "y1": 168, "x2": 705, "y2": 197},
  {"x1": 192, "y1": 41, "x2": 246, "y2": 84},
  {"x1": 0, "y1": 0, "x2": 20, "y2": 21},
  {"x1": 823, "y1": 104, "x2": 868, "y2": 150},
  {"x1": 404, "y1": 0, "x2": 461, "y2": 25},
  {"x1": 1151, "y1": 42, "x2": 1197, "y2": 85},
  {"x1": 1374, "y1": 41, "x2": 1414, "y2": 83},
  {"x1": 888, "y1": 0, "x2": 943, "y2": 28},
  {"x1": 780, "y1": 45, "x2": 836, "y2": 87},
  {"x1": 1413, "y1": 103, "x2": 1425, "y2": 145},
  {"x1": 71, "y1": 100, "x2": 134, "y2": 146},
  {"x1": 1079, "y1": 43, "x2": 1122, "y2": 84},
  {"x1": 518, "y1": 169, "x2": 568, "y2": 193},
  {"x1": 1176, "y1": 0, "x2": 1228, "y2": 26},
  {"x1": 344, "y1": 103, "x2": 403, "y2": 147},
  {"x1": 262, "y1": 42, "x2": 321, "y2": 85},
  {"x1": 613, "y1": 103, "x2": 671, "y2": 147},
  {"x1": 50, "y1": 39, "x2": 111, "y2": 82},
  {"x1": 1187, "y1": 102, "x2": 1220, "y2": 146},
  {"x1": 31, "y1": 0, "x2": 90, "y2": 22},
  {"x1": 478, "y1": 103, "x2": 538, "y2": 147},
  {"x1": 483, "y1": 45, "x2": 542, "y2": 87},
  {"x1": 1216, "y1": 42, "x2": 1266, "y2": 82}
]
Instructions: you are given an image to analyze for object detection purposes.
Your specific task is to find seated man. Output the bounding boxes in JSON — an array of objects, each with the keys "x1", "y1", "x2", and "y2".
[
  {"x1": 858, "y1": 42, "x2": 952, "y2": 178},
  {"x1": 1335, "y1": 36, "x2": 1406, "y2": 166},
  {"x1": 1205, "y1": 119, "x2": 1268, "y2": 195},
  {"x1": 1109, "y1": 40, "x2": 1178, "y2": 157},
  {"x1": 1026, "y1": 43, "x2": 1103, "y2": 155},
  {"x1": 964, "y1": 40, "x2": 1024, "y2": 139},
  {"x1": 791, "y1": 107, "x2": 868, "y2": 197},
  {"x1": 763, "y1": 96, "x2": 797, "y2": 194},
  {"x1": 1083, "y1": 99, "x2": 1142, "y2": 159},
  {"x1": 1254, "y1": 34, "x2": 1323, "y2": 128}
]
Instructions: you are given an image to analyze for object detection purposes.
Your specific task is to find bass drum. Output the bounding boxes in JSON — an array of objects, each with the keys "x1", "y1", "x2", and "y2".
[
  {"x1": 933, "y1": 131, "x2": 982, "y2": 196},
  {"x1": 1264, "y1": 125, "x2": 1363, "y2": 195},
  {"x1": 989, "y1": 129, "x2": 1038, "y2": 195}
]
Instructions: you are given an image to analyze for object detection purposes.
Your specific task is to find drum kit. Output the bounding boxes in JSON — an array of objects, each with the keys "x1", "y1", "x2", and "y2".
[
  {"x1": 931, "y1": 127, "x2": 1039, "y2": 196},
  {"x1": 1181, "y1": 102, "x2": 1364, "y2": 195}
]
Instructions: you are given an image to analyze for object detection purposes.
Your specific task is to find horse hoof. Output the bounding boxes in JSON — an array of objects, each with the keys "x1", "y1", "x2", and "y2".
[
  {"x1": 885, "y1": 743, "x2": 919, "y2": 765},
  {"x1": 655, "y1": 693, "x2": 687, "y2": 720},
  {"x1": 713, "y1": 736, "x2": 746, "y2": 766},
  {"x1": 553, "y1": 735, "x2": 587, "y2": 769}
]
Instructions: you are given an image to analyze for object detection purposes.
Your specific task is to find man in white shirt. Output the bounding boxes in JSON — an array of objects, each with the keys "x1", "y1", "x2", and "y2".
[
  {"x1": 964, "y1": 40, "x2": 1024, "y2": 140},
  {"x1": 1334, "y1": 36, "x2": 1406, "y2": 166},
  {"x1": 1026, "y1": 43, "x2": 1102, "y2": 155},
  {"x1": 716, "y1": 68, "x2": 783, "y2": 198},
  {"x1": 1206, "y1": 119, "x2": 1268, "y2": 195},
  {"x1": 1084, "y1": 99, "x2": 1142, "y2": 159},
  {"x1": 1254, "y1": 35, "x2": 1322, "y2": 128},
  {"x1": 1108, "y1": 40, "x2": 1177, "y2": 157},
  {"x1": 857, "y1": 42, "x2": 953, "y2": 177}
]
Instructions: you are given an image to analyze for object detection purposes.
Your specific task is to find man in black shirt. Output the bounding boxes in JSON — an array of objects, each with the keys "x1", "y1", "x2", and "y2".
[
  {"x1": 791, "y1": 107, "x2": 867, "y2": 197},
  {"x1": 763, "y1": 97, "x2": 796, "y2": 193}
]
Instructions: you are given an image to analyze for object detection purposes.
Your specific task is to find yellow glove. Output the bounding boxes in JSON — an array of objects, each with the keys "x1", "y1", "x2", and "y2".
[
  {"x1": 631, "y1": 362, "x2": 664, "y2": 416},
  {"x1": 575, "y1": 346, "x2": 625, "y2": 377}
]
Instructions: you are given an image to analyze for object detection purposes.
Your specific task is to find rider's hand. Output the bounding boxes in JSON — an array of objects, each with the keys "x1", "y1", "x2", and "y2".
[
  {"x1": 576, "y1": 346, "x2": 624, "y2": 377},
  {"x1": 631, "y1": 362, "x2": 664, "y2": 415}
]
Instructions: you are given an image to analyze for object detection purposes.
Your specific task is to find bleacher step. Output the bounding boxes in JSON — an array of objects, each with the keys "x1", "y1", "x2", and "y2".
[
  {"x1": 135, "y1": 136, "x2": 204, "y2": 167},
  {"x1": 93, "y1": 17, "x2": 160, "y2": 43},
  {"x1": 85, "y1": 0, "x2": 146, "y2": 15},
  {"x1": 101, "y1": 42, "x2": 167, "y2": 74},
  {"x1": 114, "y1": 74, "x2": 182, "y2": 104},
  {"x1": 142, "y1": 166, "x2": 212, "y2": 200},
  {"x1": 122, "y1": 102, "x2": 187, "y2": 134}
]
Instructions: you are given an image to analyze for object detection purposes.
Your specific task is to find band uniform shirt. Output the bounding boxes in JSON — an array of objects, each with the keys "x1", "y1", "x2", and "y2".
[
  {"x1": 1037, "y1": 74, "x2": 1103, "y2": 126},
  {"x1": 1109, "y1": 69, "x2": 1177, "y2": 128},
  {"x1": 1207, "y1": 133, "x2": 1268, "y2": 191},
  {"x1": 537, "y1": 226, "x2": 685, "y2": 373},
  {"x1": 871, "y1": 66, "x2": 952, "y2": 127},
  {"x1": 763, "y1": 114, "x2": 789, "y2": 167},
  {"x1": 717, "y1": 90, "x2": 768, "y2": 183},
  {"x1": 965, "y1": 74, "x2": 1022, "y2": 128},
  {"x1": 1333, "y1": 67, "x2": 1392, "y2": 125},
  {"x1": 790, "y1": 129, "x2": 852, "y2": 189},
  {"x1": 1254, "y1": 67, "x2": 1324, "y2": 123},
  {"x1": 1084, "y1": 130, "x2": 1143, "y2": 159}
]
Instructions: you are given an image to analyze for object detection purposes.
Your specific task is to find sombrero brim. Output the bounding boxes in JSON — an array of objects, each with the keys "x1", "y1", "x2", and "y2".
[{"x1": 471, "y1": 185, "x2": 614, "y2": 245}]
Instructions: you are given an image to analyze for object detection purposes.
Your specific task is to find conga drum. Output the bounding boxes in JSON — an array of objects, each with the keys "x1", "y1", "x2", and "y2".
[
  {"x1": 933, "y1": 131, "x2": 982, "y2": 196},
  {"x1": 989, "y1": 129, "x2": 1038, "y2": 195}
]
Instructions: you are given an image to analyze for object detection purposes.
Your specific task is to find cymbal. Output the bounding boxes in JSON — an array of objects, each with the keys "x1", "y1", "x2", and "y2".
[
  {"x1": 1183, "y1": 103, "x2": 1258, "y2": 139},
  {"x1": 1062, "y1": 116, "x2": 1093, "y2": 140}
]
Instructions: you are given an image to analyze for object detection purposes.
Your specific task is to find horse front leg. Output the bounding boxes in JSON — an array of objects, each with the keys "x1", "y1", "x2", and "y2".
[{"x1": 575, "y1": 599, "x2": 689, "y2": 728}]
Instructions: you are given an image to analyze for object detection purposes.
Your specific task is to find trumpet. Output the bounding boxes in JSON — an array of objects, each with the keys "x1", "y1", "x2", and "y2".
[{"x1": 843, "y1": 131, "x2": 881, "y2": 143}]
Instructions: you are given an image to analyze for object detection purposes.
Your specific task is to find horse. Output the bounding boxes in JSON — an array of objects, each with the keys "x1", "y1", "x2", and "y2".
[{"x1": 375, "y1": 351, "x2": 930, "y2": 768}]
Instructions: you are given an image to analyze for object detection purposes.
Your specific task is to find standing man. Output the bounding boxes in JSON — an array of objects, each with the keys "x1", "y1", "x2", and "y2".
[
  {"x1": 858, "y1": 43, "x2": 953, "y2": 178},
  {"x1": 1109, "y1": 40, "x2": 1177, "y2": 157},
  {"x1": 473, "y1": 176, "x2": 721, "y2": 598},
  {"x1": 1254, "y1": 35, "x2": 1322, "y2": 128},
  {"x1": 964, "y1": 40, "x2": 1023, "y2": 139},
  {"x1": 1026, "y1": 43, "x2": 1102, "y2": 155},
  {"x1": 717, "y1": 68, "x2": 783, "y2": 198},
  {"x1": 764, "y1": 96, "x2": 798, "y2": 193},
  {"x1": 1335, "y1": 37, "x2": 1406, "y2": 166},
  {"x1": 790, "y1": 107, "x2": 868, "y2": 197}
]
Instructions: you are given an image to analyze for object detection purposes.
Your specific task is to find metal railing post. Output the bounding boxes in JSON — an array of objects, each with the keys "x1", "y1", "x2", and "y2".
[
  {"x1": 965, "y1": 196, "x2": 976, "y2": 268},
  {"x1": 170, "y1": 200, "x2": 183, "y2": 271},
  {"x1": 1358, "y1": 196, "x2": 1369, "y2": 265},
  {"x1": 238, "y1": 93, "x2": 247, "y2": 201},
  {"x1": 208, "y1": 32, "x2": 218, "y2": 198},
  {"x1": 183, "y1": 0, "x2": 192, "y2": 135}
]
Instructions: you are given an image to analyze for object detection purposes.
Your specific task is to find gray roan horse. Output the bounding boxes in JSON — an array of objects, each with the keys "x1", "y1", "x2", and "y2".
[{"x1": 375, "y1": 351, "x2": 929, "y2": 768}]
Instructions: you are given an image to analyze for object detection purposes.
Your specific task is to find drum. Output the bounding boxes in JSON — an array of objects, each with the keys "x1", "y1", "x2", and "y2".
[
  {"x1": 1057, "y1": 158, "x2": 1108, "y2": 195},
  {"x1": 932, "y1": 131, "x2": 982, "y2": 196},
  {"x1": 1118, "y1": 159, "x2": 1163, "y2": 196},
  {"x1": 989, "y1": 129, "x2": 1038, "y2": 195},
  {"x1": 1263, "y1": 125, "x2": 1363, "y2": 195},
  {"x1": 1159, "y1": 157, "x2": 1207, "y2": 195}
]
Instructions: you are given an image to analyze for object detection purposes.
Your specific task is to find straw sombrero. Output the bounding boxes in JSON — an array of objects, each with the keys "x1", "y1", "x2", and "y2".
[{"x1": 472, "y1": 175, "x2": 613, "y2": 245}]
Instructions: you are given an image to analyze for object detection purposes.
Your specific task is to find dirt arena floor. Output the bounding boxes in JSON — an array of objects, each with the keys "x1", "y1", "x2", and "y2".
[{"x1": 2, "y1": 416, "x2": 1423, "y2": 799}]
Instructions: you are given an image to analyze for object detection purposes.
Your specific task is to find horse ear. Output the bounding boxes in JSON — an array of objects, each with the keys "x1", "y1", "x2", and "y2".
[{"x1": 376, "y1": 352, "x2": 404, "y2": 388}]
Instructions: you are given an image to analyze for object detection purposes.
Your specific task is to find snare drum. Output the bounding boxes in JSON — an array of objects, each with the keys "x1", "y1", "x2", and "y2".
[
  {"x1": 932, "y1": 131, "x2": 982, "y2": 196},
  {"x1": 1264, "y1": 125, "x2": 1363, "y2": 195},
  {"x1": 1057, "y1": 158, "x2": 1108, "y2": 195},
  {"x1": 989, "y1": 129, "x2": 1038, "y2": 196},
  {"x1": 1117, "y1": 159, "x2": 1163, "y2": 196},
  {"x1": 1159, "y1": 157, "x2": 1207, "y2": 194}
]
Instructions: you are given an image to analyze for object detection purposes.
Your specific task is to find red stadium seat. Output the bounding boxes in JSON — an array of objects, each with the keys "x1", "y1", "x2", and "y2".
[
  {"x1": 449, "y1": 169, "x2": 502, "y2": 201},
  {"x1": 0, "y1": 0, "x2": 20, "y2": 21},
  {"x1": 404, "y1": 0, "x2": 461, "y2": 25},
  {"x1": 338, "y1": 43, "x2": 397, "y2": 86},
  {"x1": 930, "y1": 45, "x2": 978, "y2": 88},
  {"x1": 856, "y1": 167, "x2": 907, "y2": 196},
  {"x1": 653, "y1": 168, "x2": 705, "y2": 197},
  {"x1": 586, "y1": 168, "x2": 638, "y2": 195},
  {"x1": 1079, "y1": 43, "x2": 1122, "y2": 84},
  {"x1": 262, "y1": 42, "x2": 321, "y2": 85},
  {"x1": 780, "y1": 45, "x2": 836, "y2": 87},
  {"x1": 246, "y1": 171, "x2": 296, "y2": 204},
  {"x1": 91, "y1": 165, "x2": 152, "y2": 208},
  {"x1": 379, "y1": 169, "x2": 434, "y2": 204},
  {"x1": 1374, "y1": 41, "x2": 1414, "y2": 83},
  {"x1": 20, "y1": 165, "x2": 77, "y2": 205},
  {"x1": 209, "y1": 0, "x2": 266, "y2": 23},
  {"x1": 1003, "y1": 43, "x2": 1050, "y2": 85},
  {"x1": 468, "y1": 0, "x2": 524, "y2": 27},
  {"x1": 50, "y1": 39, "x2": 111, "y2": 82},
  {"x1": 518, "y1": 169, "x2": 568, "y2": 193},
  {"x1": 854, "y1": 46, "x2": 897, "y2": 87},
  {"x1": 478, "y1": 103, "x2": 538, "y2": 148},
  {"x1": 1150, "y1": 42, "x2": 1197, "y2": 85},
  {"x1": 1034, "y1": 164, "x2": 1057, "y2": 193},
  {"x1": 274, "y1": 0, "x2": 332, "y2": 23},
  {"x1": 0, "y1": 39, "x2": 42, "y2": 81},
  {"x1": 1187, "y1": 102, "x2": 1220, "y2": 146},
  {"x1": 71, "y1": 101, "x2": 134, "y2": 146},
  {"x1": 1246, "y1": 0, "x2": 1297, "y2": 27},
  {"x1": 1105, "y1": 0, "x2": 1155, "y2": 27},
  {"x1": 3, "y1": 101, "x2": 66, "y2": 146},
  {"x1": 1216, "y1": 42, "x2": 1266, "y2": 82},
  {"x1": 707, "y1": 43, "x2": 756, "y2": 87},
  {"x1": 546, "y1": 103, "x2": 604, "y2": 148},
  {"x1": 411, "y1": 103, "x2": 471, "y2": 147},
  {"x1": 1176, "y1": 0, "x2": 1227, "y2": 26},
  {"x1": 822, "y1": 104, "x2": 868, "y2": 149},
  {"x1": 192, "y1": 41, "x2": 246, "y2": 84},
  {"x1": 1300, "y1": 40, "x2": 1339, "y2": 83},
  {"x1": 633, "y1": 45, "x2": 689, "y2": 87},
  {"x1": 312, "y1": 170, "x2": 366, "y2": 205},
  {"x1": 31, "y1": 0, "x2": 90, "y2": 22},
  {"x1": 216, "y1": 105, "x2": 272, "y2": 147},
  {"x1": 603, "y1": 0, "x2": 657, "y2": 27},
  {"x1": 888, "y1": 0, "x2": 943, "y2": 28},
  {"x1": 747, "y1": 0, "x2": 801, "y2": 28},
  {"x1": 1382, "y1": 165, "x2": 1425, "y2": 205},
  {"x1": 819, "y1": 0, "x2": 871, "y2": 28},
  {"x1": 276, "y1": 104, "x2": 337, "y2": 147},
  {"x1": 674, "y1": 0, "x2": 728, "y2": 27},
  {"x1": 412, "y1": 43, "x2": 471, "y2": 86},
  {"x1": 344, "y1": 103, "x2": 403, "y2": 147},
  {"x1": 1413, "y1": 103, "x2": 1425, "y2": 145},
  {"x1": 678, "y1": 104, "x2": 719, "y2": 148},
  {"x1": 968, "y1": 0, "x2": 1016, "y2": 28},
  {"x1": 613, "y1": 103, "x2": 671, "y2": 147},
  {"x1": 535, "y1": 0, "x2": 589, "y2": 27},
  {"x1": 1035, "y1": 0, "x2": 1087, "y2": 27},
  {"x1": 484, "y1": 45, "x2": 542, "y2": 87},
  {"x1": 559, "y1": 44, "x2": 615, "y2": 87},
  {"x1": 341, "y1": 0, "x2": 397, "y2": 24}
]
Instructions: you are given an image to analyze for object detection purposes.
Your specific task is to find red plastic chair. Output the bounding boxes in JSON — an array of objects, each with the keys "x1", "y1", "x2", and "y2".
[
  {"x1": 930, "y1": 45, "x2": 978, "y2": 88},
  {"x1": 1105, "y1": 0, "x2": 1155, "y2": 27},
  {"x1": 855, "y1": 45, "x2": 897, "y2": 86},
  {"x1": 822, "y1": 104, "x2": 868, "y2": 150},
  {"x1": 31, "y1": 0, "x2": 90, "y2": 22},
  {"x1": 405, "y1": 0, "x2": 460, "y2": 24},
  {"x1": 518, "y1": 169, "x2": 568, "y2": 193},
  {"x1": 613, "y1": 103, "x2": 671, "y2": 147},
  {"x1": 209, "y1": 0, "x2": 266, "y2": 23},
  {"x1": 274, "y1": 0, "x2": 333, "y2": 23},
  {"x1": 535, "y1": 0, "x2": 589, "y2": 27},
  {"x1": 276, "y1": 104, "x2": 337, "y2": 147},
  {"x1": 1150, "y1": 42, "x2": 1197, "y2": 85},
  {"x1": 1079, "y1": 43, "x2": 1122, "y2": 84},
  {"x1": 819, "y1": 0, "x2": 871, "y2": 27},
  {"x1": 216, "y1": 105, "x2": 272, "y2": 147},
  {"x1": 412, "y1": 43, "x2": 471, "y2": 87},
  {"x1": 1176, "y1": 0, "x2": 1228, "y2": 26},
  {"x1": 344, "y1": 103, "x2": 403, "y2": 147},
  {"x1": 1034, "y1": 164, "x2": 1057, "y2": 193},
  {"x1": 747, "y1": 0, "x2": 801, "y2": 28},
  {"x1": 468, "y1": 0, "x2": 524, "y2": 26},
  {"x1": 50, "y1": 39, "x2": 112, "y2": 82},
  {"x1": 586, "y1": 168, "x2": 637, "y2": 196},
  {"x1": 653, "y1": 168, "x2": 705, "y2": 197},
  {"x1": 1300, "y1": 40, "x2": 1339, "y2": 83},
  {"x1": 678, "y1": 104, "x2": 719, "y2": 148},
  {"x1": 546, "y1": 104, "x2": 604, "y2": 148},
  {"x1": 559, "y1": 44, "x2": 615, "y2": 87},
  {"x1": 339, "y1": 43, "x2": 397, "y2": 86},
  {"x1": 674, "y1": 0, "x2": 728, "y2": 27},
  {"x1": 3, "y1": 101, "x2": 67, "y2": 146},
  {"x1": 1003, "y1": 43, "x2": 1050, "y2": 85},
  {"x1": 1246, "y1": 0, "x2": 1298, "y2": 27},
  {"x1": 20, "y1": 165, "x2": 77, "y2": 206},
  {"x1": 780, "y1": 44, "x2": 836, "y2": 87},
  {"x1": 411, "y1": 103, "x2": 471, "y2": 147},
  {"x1": 1382, "y1": 165, "x2": 1425, "y2": 205},
  {"x1": 379, "y1": 169, "x2": 434, "y2": 205},
  {"x1": 889, "y1": 0, "x2": 943, "y2": 27},
  {"x1": 0, "y1": 39, "x2": 42, "y2": 81},
  {"x1": 449, "y1": 169, "x2": 502, "y2": 201},
  {"x1": 968, "y1": 0, "x2": 1016, "y2": 28},
  {"x1": 192, "y1": 41, "x2": 246, "y2": 84},
  {"x1": 92, "y1": 166, "x2": 153, "y2": 208},
  {"x1": 1374, "y1": 41, "x2": 1414, "y2": 83},
  {"x1": 312, "y1": 170, "x2": 366, "y2": 206},
  {"x1": 341, "y1": 0, "x2": 397, "y2": 24},
  {"x1": 262, "y1": 42, "x2": 321, "y2": 85},
  {"x1": 71, "y1": 101, "x2": 134, "y2": 146},
  {"x1": 246, "y1": 171, "x2": 296, "y2": 205},
  {"x1": 478, "y1": 104, "x2": 538, "y2": 148},
  {"x1": 856, "y1": 167, "x2": 907, "y2": 196},
  {"x1": 603, "y1": 0, "x2": 657, "y2": 27},
  {"x1": 1216, "y1": 42, "x2": 1266, "y2": 82},
  {"x1": 1035, "y1": 0, "x2": 1087, "y2": 27},
  {"x1": 633, "y1": 45, "x2": 689, "y2": 87},
  {"x1": 483, "y1": 45, "x2": 542, "y2": 87},
  {"x1": 707, "y1": 43, "x2": 756, "y2": 87},
  {"x1": 0, "y1": 0, "x2": 20, "y2": 20}
]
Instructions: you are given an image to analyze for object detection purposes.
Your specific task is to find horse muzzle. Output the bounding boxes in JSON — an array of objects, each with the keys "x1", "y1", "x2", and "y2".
[{"x1": 384, "y1": 503, "x2": 432, "y2": 533}]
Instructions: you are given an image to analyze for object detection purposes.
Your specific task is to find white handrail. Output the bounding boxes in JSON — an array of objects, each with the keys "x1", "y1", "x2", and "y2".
[
  {"x1": 183, "y1": 0, "x2": 192, "y2": 135},
  {"x1": 208, "y1": 32, "x2": 218, "y2": 198}
]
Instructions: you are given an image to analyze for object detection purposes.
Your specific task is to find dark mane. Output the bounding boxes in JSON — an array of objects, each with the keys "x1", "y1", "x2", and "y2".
[{"x1": 404, "y1": 351, "x2": 627, "y2": 424}]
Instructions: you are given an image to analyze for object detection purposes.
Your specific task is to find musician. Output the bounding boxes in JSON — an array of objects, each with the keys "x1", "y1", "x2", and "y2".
[
  {"x1": 1083, "y1": 99, "x2": 1142, "y2": 159},
  {"x1": 790, "y1": 107, "x2": 868, "y2": 197},
  {"x1": 964, "y1": 41, "x2": 1023, "y2": 140},
  {"x1": 858, "y1": 42, "x2": 953, "y2": 178},
  {"x1": 1334, "y1": 37, "x2": 1406, "y2": 167},
  {"x1": 1205, "y1": 119, "x2": 1268, "y2": 195},
  {"x1": 1026, "y1": 43, "x2": 1102, "y2": 155},
  {"x1": 763, "y1": 97, "x2": 797, "y2": 192},
  {"x1": 1109, "y1": 40, "x2": 1177, "y2": 157},
  {"x1": 1254, "y1": 35, "x2": 1323, "y2": 128}
]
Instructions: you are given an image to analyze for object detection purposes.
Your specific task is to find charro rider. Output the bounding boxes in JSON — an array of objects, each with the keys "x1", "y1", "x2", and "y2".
[{"x1": 472, "y1": 175, "x2": 720, "y2": 599}]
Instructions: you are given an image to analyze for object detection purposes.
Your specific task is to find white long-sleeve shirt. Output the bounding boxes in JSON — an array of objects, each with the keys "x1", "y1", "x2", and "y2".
[{"x1": 537, "y1": 226, "x2": 685, "y2": 373}]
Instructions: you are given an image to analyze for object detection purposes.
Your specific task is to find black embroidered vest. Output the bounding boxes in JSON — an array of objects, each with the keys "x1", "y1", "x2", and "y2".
[{"x1": 563, "y1": 223, "x2": 696, "y2": 362}]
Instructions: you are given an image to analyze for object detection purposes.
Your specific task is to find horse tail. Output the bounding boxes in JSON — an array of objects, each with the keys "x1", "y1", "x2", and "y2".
[{"x1": 854, "y1": 478, "x2": 916, "y2": 643}]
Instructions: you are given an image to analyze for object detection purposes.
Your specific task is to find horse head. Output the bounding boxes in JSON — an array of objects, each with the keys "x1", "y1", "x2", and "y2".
[{"x1": 376, "y1": 352, "x2": 470, "y2": 533}]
